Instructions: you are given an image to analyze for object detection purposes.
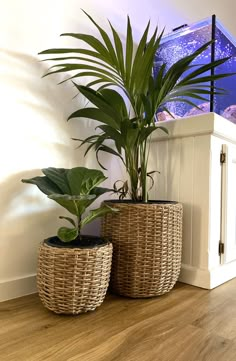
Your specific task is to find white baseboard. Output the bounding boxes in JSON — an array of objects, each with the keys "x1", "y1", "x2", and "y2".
[
  {"x1": 0, "y1": 274, "x2": 37, "y2": 302},
  {"x1": 210, "y1": 260, "x2": 236, "y2": 289},
  {"x1": 179, "y1": 264, "x2": 211, "y2": 289},
  {"x1": 179, "y1": 262, "x2": 236, "y2": 289},
  {"x1": 2, "y1": 262, "x2": 236, "y2": 302}
]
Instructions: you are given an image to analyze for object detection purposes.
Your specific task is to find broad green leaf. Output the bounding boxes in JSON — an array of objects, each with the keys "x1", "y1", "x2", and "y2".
[
  {"x1": 57, "y1": 227, "x2": 78, "y2": 242},
  {"x1": 48, "y1": 193, "x2": 96, "y2": 216},
  {"x1": 81, "y1": 205, "x2": 119, "y2": 228},
  {"x1": 66, "y1": 167, "x2": 107, "y2": 195},
  {"x1": 42, "y1": 168, "x2": 71, "y2": 194},
  {"x1": 21, "y1": 176, "x2": 62, "y2": 196},
  {"x1": 90, "y1": 186, "x2": 114, "y2": 197}
]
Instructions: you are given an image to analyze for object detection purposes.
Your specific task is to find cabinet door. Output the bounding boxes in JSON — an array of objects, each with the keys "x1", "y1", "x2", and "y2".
[{"x1": 221, "y1": 144, "x2": 236, "y2": 263}]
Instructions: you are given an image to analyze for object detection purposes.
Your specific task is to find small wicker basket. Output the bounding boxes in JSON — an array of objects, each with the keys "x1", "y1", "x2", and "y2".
[
  {"x1": 37, "y1": 239, "x2": 112, "y2": 314},
  {"x1": 102, "y1": 201, "x2": 183, "y2": 298}
]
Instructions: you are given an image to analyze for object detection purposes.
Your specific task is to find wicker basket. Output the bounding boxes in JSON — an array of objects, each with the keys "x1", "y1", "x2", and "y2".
[
  {"x1": 37, "y1": 239, "x2": 112, "y2": 314},
  {"x1": 101, "y1": 201, "x2": 183, "y2": 298}
]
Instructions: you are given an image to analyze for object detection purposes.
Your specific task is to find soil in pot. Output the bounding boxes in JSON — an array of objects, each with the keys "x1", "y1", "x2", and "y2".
[{"x1": 45, "y1": 235, "x2": 109, "y2": 248}]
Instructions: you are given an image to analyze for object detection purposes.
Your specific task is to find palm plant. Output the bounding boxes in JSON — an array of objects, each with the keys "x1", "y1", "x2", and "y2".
[
  {"x1": 39, "y1": 11, "x2": 232, "y2": 202},
  {"x1": 22, "y1": 167, "x2": 117, "y2": 242}
]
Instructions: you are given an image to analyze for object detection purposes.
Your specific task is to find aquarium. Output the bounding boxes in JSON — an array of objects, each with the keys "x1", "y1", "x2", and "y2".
[{"x1": 154, "y1": 15, "x2": 236, "y2": 123}]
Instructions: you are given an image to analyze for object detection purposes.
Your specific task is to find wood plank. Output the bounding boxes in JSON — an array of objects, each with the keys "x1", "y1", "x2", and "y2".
[{"x1": 1, "y1": 280, "x2": 236, "y2": 360}]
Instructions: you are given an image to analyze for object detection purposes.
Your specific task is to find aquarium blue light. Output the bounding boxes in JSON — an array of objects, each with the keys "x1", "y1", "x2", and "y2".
[{"x1": 154, "y1": 15, "x2": 236, "y2": 124}]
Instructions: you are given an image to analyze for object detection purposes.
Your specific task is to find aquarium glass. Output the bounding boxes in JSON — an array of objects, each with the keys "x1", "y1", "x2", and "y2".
[{"x1": 154, "y1": 15, "x2": 236, "y2": 123}]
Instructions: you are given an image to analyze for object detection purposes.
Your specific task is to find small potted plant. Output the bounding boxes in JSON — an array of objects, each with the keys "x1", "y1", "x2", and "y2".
[
  {"x1": 22, "y1": 166, "x2": 117, "y2": 314},
  {"x1": 39, "y1": 12, "x2": 232, "y2": 298}
]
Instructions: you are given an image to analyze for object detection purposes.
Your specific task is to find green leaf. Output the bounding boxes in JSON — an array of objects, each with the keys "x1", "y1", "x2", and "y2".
[
  {"x1": 133, "y1": 27, "x2": 159, "y2": 93},
  {"x1": 68, "y1": 107, "x2": 118, "y2": 129},
  {"x1": 21, "y1": 176, "x2": 62, "y2": 195},
  {"x1": 99, "y1": 89, "x2": 128, "y2": 119},
  {"x1": 90, "y1": 186, "x2": 114, "y2": 197},
  {"x1": 81, "y1": 205, "x2": 119, "y2": 228},
  {"x1": 109, "y1": 21, "x2": 125, "y2": 77},
  {"x1": 42, "y1": 56, "x2": 118, "y2": 75},
  {"x1": 57, "y1": 227, "x2": 78, "y2": 242},
  {"x1": 47, "y1": 63, "x2": 120, "y2": 80},
  {"x1": 60, "y1": 33, "x2": 112, "y2": 60},
  {"x1": 156, "y1": 125, "x2": 169, "y2": 135},
  {"x1": 59, "y1": 216, "x2": 76, "y2": 227},
  {"x1": 178, "y1": 72, "x2": 235, "y2": 86},
  {"x1": 39, "y1": 47, "x2": 114, "y2": 67},
  {"x1": 82, "y1": 9, "x2": 119, "y2": 68},
  {"x1": 66, "y1": 167, "x2": 107, "y2": 195},
  {"x1": 125, "y1": 16, "x2": 133, "y2": 87},
  {"x1": 139, "y1": 126, "x2": 158, "y2": 143},
  {"x1": 129, "y1": 20, "x2": 150, "y2": 91},
  {"x1": 178, "y1": 56, "x2": 231, "y2": 84},
  {"x1": 38, "y1": 13, "x2": 235, "y2": 202},
  {"x1": 42, "y1": 168, "x2": 71, "y2": 194},
  {"x1": 95, "y1": 144, "x2": 125, "y2": 167},
  {"x1": 98, "y1": 124, "x2": 124, "y2": 151},
  {"x1": 73, "y1": 86, "x2": 122, "y2": 126},
  {"x1": 48, "y1": 193, "x2": 96, "y2": 216}
]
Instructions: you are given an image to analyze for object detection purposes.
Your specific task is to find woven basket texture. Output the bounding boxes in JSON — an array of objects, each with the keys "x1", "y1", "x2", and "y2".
[
  {"x1": 101, "y1": 202, "x2": 183, "y2": 298},
  {"x1": 37, "y1": 241, "x2": 112, "y2": 314}
]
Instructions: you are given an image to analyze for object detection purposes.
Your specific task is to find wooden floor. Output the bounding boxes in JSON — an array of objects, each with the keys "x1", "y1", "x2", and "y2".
[{"x1": 1, "y1": 280, "x2": 236, "y2": 361}]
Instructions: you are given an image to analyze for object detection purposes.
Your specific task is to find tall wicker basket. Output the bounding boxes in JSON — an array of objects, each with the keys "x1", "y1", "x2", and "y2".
[
  {"x1": 101, "y1": 201, "x2": 183, "y2": 298},
  {"x1": 37, "y1": 238, "x2": 112, "y2": 314}
]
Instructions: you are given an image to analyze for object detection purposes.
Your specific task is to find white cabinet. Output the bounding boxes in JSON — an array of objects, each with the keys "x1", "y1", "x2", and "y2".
[
  {"x1": 150, "y1": 113, "x2": 236, "y2": 289},
  {"x1": 221, "y1": 144, "x2": 236, "y2": 264}
]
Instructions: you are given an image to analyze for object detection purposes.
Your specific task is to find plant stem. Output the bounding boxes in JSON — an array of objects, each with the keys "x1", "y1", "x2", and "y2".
[
  {"x1": 140, "y1": 139, "x2": 148, "y2": 202},
  {"x1": 77, "y1": 216, "x2": 82, "y2": 241}
]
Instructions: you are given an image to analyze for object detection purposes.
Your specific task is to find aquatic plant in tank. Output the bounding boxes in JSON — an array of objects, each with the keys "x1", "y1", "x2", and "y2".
[{"x1": 154, "y1": 15, "x2": 236, "y2": 123}]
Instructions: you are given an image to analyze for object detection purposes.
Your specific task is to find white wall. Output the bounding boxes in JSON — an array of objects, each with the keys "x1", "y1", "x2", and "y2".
[{"x1": 1, "y1": 0, "x2": 236, "y2": 301}]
